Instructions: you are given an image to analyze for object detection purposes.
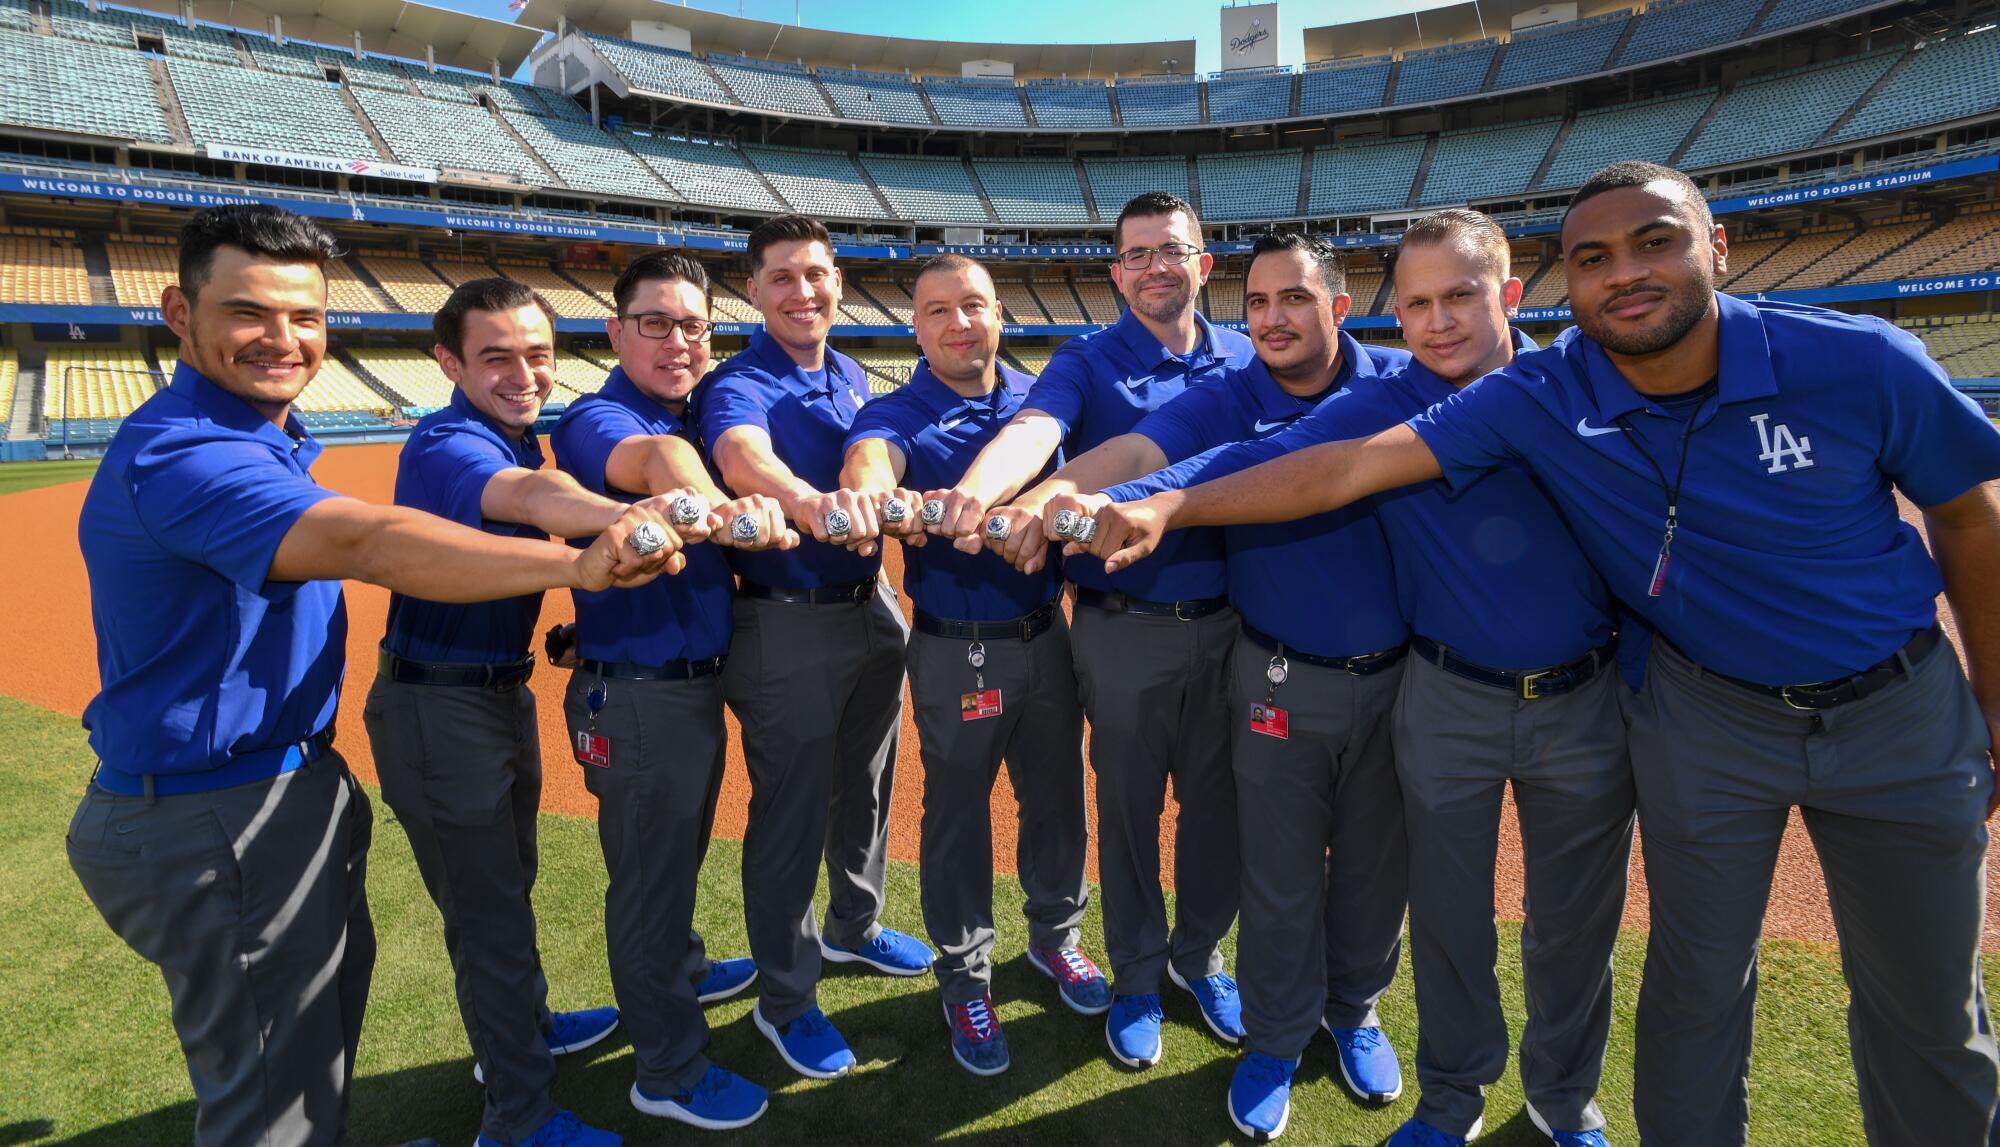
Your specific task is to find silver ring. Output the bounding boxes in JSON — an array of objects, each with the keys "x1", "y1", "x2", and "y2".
[
  {"x1": 920, "y1": 499, "x2": 946, "y2": 525},
  {"x1": 882, "y1": 497, "x2": 909, "y2": 525},
  {"x1": 1051, "y1": 508, "x2": 1080, "y2": 538},
  {"x1": 669, "y1": 493, "x2": 708, "y2": 527},
  {"x1": 730, "y1": 513, "x2": 761, "y2": 543},
  {"x1": 1072, "y1": 516, "x2": 1098, "y2": 544},
  {"x1": 825, "y1": 508, "x2": 852, "y2": 538},
  {"x1": 630, "y1": 521, "x2": 669, "y2": 557},
  {"x1": 984, "y1": 515, "x2": 1011, "y2": 541}
]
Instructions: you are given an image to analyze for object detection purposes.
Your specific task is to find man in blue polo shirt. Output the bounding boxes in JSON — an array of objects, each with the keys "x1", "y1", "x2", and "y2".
[
  {"x1": 1082, "y1": 212, "x2": 1633, "y2": 1145},
  {"x1": 552, "y1": 251, "x2": 794, "y2": 1132},
  {"x1": 1077, "y1": 161, "x2": 2000, "y2": 1145},
  {"x1": 838, "y1": 254, "x2": 1104, "y2": 1077},
  {"x1": 67, "y1": 205, "x2": 671, "y2": 1147},
  {"x1": 932, "y1": 192, "x2": 1254, "y2": 1069},
  {"x1": 698, "y1": 214, "x2": 934, "y2": 1081}
]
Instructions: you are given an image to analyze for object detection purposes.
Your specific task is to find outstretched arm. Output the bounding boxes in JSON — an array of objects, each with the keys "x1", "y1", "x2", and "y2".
[{"x1": 480, "y1": 466, "x2": 638, "y2": 540}]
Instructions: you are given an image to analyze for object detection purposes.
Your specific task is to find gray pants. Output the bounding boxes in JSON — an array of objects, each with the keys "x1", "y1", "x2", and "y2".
[
  {"x1": 1229, "y1": 633, "x2": 1408, "y2": 1058},
  {"x1": 562, "y1": 669, "x2": 729, "y2": 1095},
  {"x1": 909, "y1": 617, "x2": 1090, "y2": 1004},
  {"x1": 725, "y1": 587, "x2": 908, "y2": 1023},
  {"x1": 364, "y1": 676, "x2": 557, "y2": 1143},
  {"x1": 1069, "y1": 600, "x2": 1240, "y2": 995},
  {"x1": 1631, "y1": 636, "x2": 1998, "y2": 1146},
  {"x1": 1393, "y1": 653, "x2": 1634, "y2": 1137},
  {"x1": 67, "y1": 752, "x2": 375, "y2": 1147}
]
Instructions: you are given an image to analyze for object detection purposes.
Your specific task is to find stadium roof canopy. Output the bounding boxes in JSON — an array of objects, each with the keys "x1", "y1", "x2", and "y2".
[
  {"x1": 122, "y1": 0, "x2": 547, "y2": 73},
  {"x1": 1304, "y1": 0, "x2": 1634, "y2": 60},
  {"x1": 518, "y1": 0, "x2": 1198, "y2": 78}
]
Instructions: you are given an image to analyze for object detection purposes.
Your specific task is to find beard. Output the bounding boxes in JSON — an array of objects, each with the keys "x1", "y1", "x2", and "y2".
[
  {"x1": 1128, "y1": 275, "x2": 1192, "y2": 323},
  {"x1": 1579, "y1": 282, "x2": 1712, "y2": 357}
]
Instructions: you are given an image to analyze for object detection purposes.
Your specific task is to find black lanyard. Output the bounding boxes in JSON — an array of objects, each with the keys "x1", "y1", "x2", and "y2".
[{"x1": 1614, "y1": 392, "x2": 1713, "y2": 598}]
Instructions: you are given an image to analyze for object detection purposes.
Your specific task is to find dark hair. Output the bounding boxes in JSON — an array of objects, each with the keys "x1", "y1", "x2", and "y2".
[
  {"x1": 1249, "y1": 231, "x2": 1345, "y2": 298},
  {"x1": 1399, "y1": 208, "x2": 1510, "y2": 279},
  {"x1": 1564, "y1": 160, "x2": 1713, "y2": 237},
  {"x1": 177, "y1": 204, "x2": 339, "y2": 299},
  {"x1": 613, "y1": 251, "x2": 712, "y2": 314},
  {"x1": 432, "y1": 277, "x2": 557, "y2": 360},
  {"x1": 1114, "y1": 191, "x2": 1200, "y2": 251},
  {"x1": 912, "y1": 252, "x2": 991, "y2": 292},
  {"x1": 746, "y1": 213, "x2": 833, "y2": 274}
]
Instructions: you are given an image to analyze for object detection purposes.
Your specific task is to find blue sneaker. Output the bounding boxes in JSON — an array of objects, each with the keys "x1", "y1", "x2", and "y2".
[
  {"x1": 753, "y1": 1002, "x2": 857, "y2": 1079},
  {"x1": 944, "y1": 995, "x2": 1011, "y2": 1076},
  {"x1": 1227, "y1": 1052, "x2": 1297, "y2": 1141},
  {"x1": 695, "y1": 957, "x2": 759, "y2": 1004},
  {"x1": 1026, "y1": 946, "x2": 1112, "y2": 1015},
  {"x1": 1526, "y1": 1101, "x2": 1609, "y2": 1147},
  {"x1": 1384, "y1": 1116, "x2": 1483, "y2": 1146},
  {"x1": 474, "y1": 1109, "x2": 621, "y2": 1146},
  {"x1": 1168, "y1": 964, "x2": 1245, "y2": 1045},
  {"x1": 473, "y1": 1007, "x2": 620, "y2": 1083},
  {"x1": 1104, "y1": 993, "x2": 1164, "y2": 1068},
  {"x1": 820, "y1": 927, "x2": 935, "y2": 977},
  {"x1": 1324, "y1": 1021, "x2": 1403, "y2": 1103},
  {"x1": 630, "y1": 1064, "x2": 769, "y2": 1131}
]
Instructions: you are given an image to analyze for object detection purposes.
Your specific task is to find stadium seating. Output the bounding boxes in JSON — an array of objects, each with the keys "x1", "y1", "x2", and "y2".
[
  {"x1": 503, "y1": 113, "x2": 665, "y2": 201},
  {"x1": 993, "y1": 279, "x2": 1045, "y2": 323},
  {"x1": 1083, "y1": 157, "x2": 1193, "y2": 216},
  {"x1": 838, "y1": 288, "x2": 895, "y2": 326},
  {"x1": 743, "y1": 145, "x2": 886, "y2": 219},
  {"x1": 1114, "y1": 75, "x2": 1200, "y2": 127},
  {"x1": 1804, "y1": 215, "x2": 1928, "y2": 283},
  {"x1": 430, "y1": 259, "x2": 495, "y2": 288},
  {"x1": 1075, "y1": 279, "x2": 1123, "y2": 323},
  {"x1": 1392, "y1": 40, "x2": 1497, "y2": 105},
  {"x1": 363, "y1": 256, "x2": 454, "y2": 313},
  {"x1": 862, "y1": 281, "x2": 916, "y2": 324},
  {"x1": 1913, "y1": 209, "x2": 2000, "y2": 278},
  {"x1": 0, "y1": 28, "x2": 173, "y2": 142},
  {"x1": 1714, "y1": 235, "x2": 1787, "y2": 287},
  {"x1": 1031, "y1": 280, "x2": 1088, "y2": 324},
  {"x1": 1836, "y1": 28, "x2": 2000, "y2": 143},
  {"x1": 43, "y1": 345, "x2": 156, "y2": 420},
  {"x1": 1006, "y1": 346, "x2": 1058, "y2": 376},
  {"x1": 328, "y1": 257, "x2": 389, "y2": 312},
  {"x1": 0, "y1": 236, "x2": 90, "y2": 305},
  {"x1": 709, "y1": 283, "x2": 762, "y2": 323},
  {"x1": 704, "y1": 53, "x2": 834, "y2": 118},
  {"x1": 1615, "y1": 0, "x2": 1765, "y2": 67},
  {"x1": 973, "y1": 158, "x2": 1091, "y2": 225},
  {"x1": 1344, "y1": 267, "x2": 1386, "y2": 315},
  {"x1": 1759, "y1": 0, "x2": 1893, "y2": 33},
  {"x1": 1308, "y1": 137, "x2": 1427, "y2": 215},
  {"x1": 1204, "y1": 276, "x2": 1244, "y2": 322},
  {"x1": 403, "y1": 68, "x2": 541, "y2": 118},
  {"x1": 584, "y1": 34, "x2": 731, "y2": 105},
  {"x1": 105, "y1": 238, "x2": 175, "y2": 307},
  {"x1": 1540, "y1": 91, "x2": 1714, "y2": 189},
  {"x1": 499, "y1": 261, "x2": 612, "y2": 319},
  {"x1": 551, "y1": 353, "x2": 609, "y2": 397},
  {"x1": 0, "y1": 0, "x2": 29, "y2": 32},
  {"x1": 1299, "y1": 55, "x2": 1391, "y2": 116},
  {"x1": 1197, "y1": 150, "x2": 1303, "y2": 221},
  {"x1": 1419, "y1": 119, "x2": 1563, "y2": 206},
  {"x1": 348, "y1": 346, "x2": 455, "y2": 409},
  {"x1": 1679, "y1": 52, "x2": 1897, "y2": 170},
  {"x1": 1727, "y1": 224, "x2": 1856, "y2": 291},
  {"x1": 1205, "y1": 69, "x2": 1293, "y2": 123},
  {"x1": 244, "y1": 34, "x2": 394, "y2": 89},
  {"x1": 816, "y1": 68, "x2": 934, "y2": 125},
  {"x1": 355, "y1": 86, "x2": 547, "y2": 183},
  {"x1": 1024, "y1": 80, "x2": 1114, "y2": 129},
  {"x1": 861, "y1": 154, "x2": 991, "y2": 224},
  {"x1": 1493, "y1": 12, "x2": 1631, "y2": 91},
  {"x1": 1870, "y1": 204, "x2": 2000, "y2": 280},
  {"x1": 1903, "y1": 315, "x2": 2000, "y2": 379},
  {"x1": 167, "y1": 57, "x2": 377, "y2": 155},
  {"x1": 845, "y1": 347, "x2": 916, "y2": 393},
  {"x1": 0, "y1": 346, "x2": 16, "y2": 437},
  {"x1": 618, "y1": 131, "x2": 784, "y2": 214},
  {"x1": 923, "y1": 78, "x2": 1029, "y2": 128},
  {"x1": 47, "y1": 2, "x2": 242, "y2": 65},
  {"x1": 1522, "y1": 260, "x2": 1569, "y2": 307}
]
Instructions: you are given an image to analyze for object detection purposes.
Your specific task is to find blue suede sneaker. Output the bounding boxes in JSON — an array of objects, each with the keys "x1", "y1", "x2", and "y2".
[
  {"x1": 944, "y1": 995, "x2": 1011, "y2": 1076},
  {"x1": 1323, "y1": 1021, "x2": 1403, "y2": 1103},
  {"x1": 820, "y1": 927, "x2": 935, "y2": 977},
  {"x1": 695, "y1": 957, "x2": 759, "y2": 1004},
  {"x1": 1525, "y1": 1101, "x2": 1609, "y2": 1147},
  {"x1": 473, "y1": 1007, "x2": 620, "y2": 1084},
  {"x1": 630, "y1": 1064, "x2": 769, "y2": 1131},
  {"x1": 753, "y1": 1002, "x2": 857, "y2": 1079},
  {"x1": 1026, "y1": 946, "x2": 1112, "y2": 1015},
  {"x1": 474, "y1": 1109, "x2": 621, "y2": 1146},
  {"x1": 1384, "y1": 1116, "x2": 1482, "y2": 1146},
  {"x1": 1104, "y1": 993, "x2": 1164, "y2": 1068},
  {"x1": 1168, "y1": 965, "x2": 1245, "y2": 1045},
  {"x1": 1227, "y1": 1052, "x2": 1297, "y2": 1141}
]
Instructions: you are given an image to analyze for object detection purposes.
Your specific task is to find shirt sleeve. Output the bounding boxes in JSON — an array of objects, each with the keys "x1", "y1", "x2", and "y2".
[
  {"x1": 1876, "y1": 324, "x2": 2000, "y2": 507},
  {"x1": 1106, "y1": 391, "x2": 1385, "y2": 501},
  {"x1": 1405, "y1": 373, "x2": 1529, "y2": 490},
  {"x1": 695, "y1": 368, "x2": 773, "y2": 448},
  {"x1": 844, "y1": 397, "x2": 915, "y2": 459},
  {"x1": 127, "y1": 430, "x2": 341, "y2": 591},
  {"x1": 417, "y1": 429, "x2": 520, "y2": 529},
  {"x1": 1131, "y1": 382, "x2": 1227, "y2": 463},
  {"x1": 1019, "y1": 344, "x2": 1090, "y2": 436},
  {"x1": 552, "y1": 402, "x2": 648, "y2": 496}
]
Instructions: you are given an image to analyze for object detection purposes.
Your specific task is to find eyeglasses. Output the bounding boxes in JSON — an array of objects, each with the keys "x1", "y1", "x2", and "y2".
[
  {"x1": 1115, "y1": 242, "x2": 1203, "y2": 271},
  {"x1": 621, "y1": 311, "x2": 714, "y2": 342}
]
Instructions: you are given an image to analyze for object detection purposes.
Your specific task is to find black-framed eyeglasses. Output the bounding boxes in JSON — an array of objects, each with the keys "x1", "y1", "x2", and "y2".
[
  {"x1": 621, "y1": 311, "x2": 714, "y2": 341},
  {"x1": 1115, "y1": 242, "x2": 1202, "y2": 271}
]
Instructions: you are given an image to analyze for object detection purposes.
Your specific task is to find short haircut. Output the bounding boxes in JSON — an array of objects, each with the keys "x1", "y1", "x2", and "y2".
[
  {"x1": 1249, "y1": 231, "x2": 1345, "y2": 298},
  {"x1": 1564, "y1": 160, "x2": 1713, "y2": 236},
  {"x1": 913, "y1": 252, "x2": 992, "y2": 294},
  {"x1": 432, "y1": 276, "x2": 557, "y2": 360},
  {"x1": 746, "y1": 213, "x2": 833, "y2": 274},
  {"x1": 613, "y1": 251, "x2": 712, "y2": 314},
  {"x1": 1399, "y1": 208, "x2": 1511, "y2": 279},
  {"x1": 1114, "y1": 191, "x2": 1200, "y2": 251},
  {"x1": 177, "y1": 204, "x2": 339, "y2": 299}
]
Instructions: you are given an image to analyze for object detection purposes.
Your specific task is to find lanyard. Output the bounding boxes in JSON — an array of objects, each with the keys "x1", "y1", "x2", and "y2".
[{"x1": 1614, "y1": 392, "x2": 1713, "y2": 598}]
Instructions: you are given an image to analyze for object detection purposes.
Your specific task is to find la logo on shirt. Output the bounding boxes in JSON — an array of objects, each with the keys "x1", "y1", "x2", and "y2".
[{"x1": 1751, "y1": 412, "x2": 1814, "y2": 473}]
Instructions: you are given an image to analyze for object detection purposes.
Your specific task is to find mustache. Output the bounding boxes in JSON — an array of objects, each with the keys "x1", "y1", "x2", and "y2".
[{"x1": 1600, "y1": 285, "x2": 1668, "y2": 313}]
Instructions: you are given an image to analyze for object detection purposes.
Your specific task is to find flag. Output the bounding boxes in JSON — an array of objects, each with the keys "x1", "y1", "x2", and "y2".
[{"x1": 507, "y1": 0, "x2": 528, "y2": 10}]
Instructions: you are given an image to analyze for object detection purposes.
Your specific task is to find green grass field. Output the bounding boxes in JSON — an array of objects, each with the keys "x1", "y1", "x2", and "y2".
[
  {"x1": 0, "y1": 457, "x2": 99, "y2": 496},
  {"x1": 0, "y1": 692, "x2": 1967, "y2": 1146}
]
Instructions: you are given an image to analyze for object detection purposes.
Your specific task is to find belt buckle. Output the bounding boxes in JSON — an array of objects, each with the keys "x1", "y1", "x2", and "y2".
[
  {"x1": 1346, "y1": 650, "x2": 1385, "y2": 676},
  {"x1": 1779, "y1": 684, "x2": 1831, "y2": 710},
  {"x1": 1520, "y1": 667, "x2": 1558, "y2": 700},
  {"x1": 1174, "y1": 600, "x2": 1197, "y2": 622}
]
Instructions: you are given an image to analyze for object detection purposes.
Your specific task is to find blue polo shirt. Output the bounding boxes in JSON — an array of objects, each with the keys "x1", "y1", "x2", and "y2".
[
  {"x1": 697, "y1": 329, "x2": 879, "y2": 589},
  {"x1": 1411, "y1": 293, "x2": 2000, "y2": 684},
  {"x1": 79, "y1": 363, "x2": 344, "y2": 781},
  {"x1": 846, "y1": 360, "x2": 1062, "y2": 621},
  {"x1": 1109, "y1": 330, "x2": 1410, "y2": 657},
  {"x1": 552, "y1": 368, "x2": 735, "y2": 664},
  {"x1": 382, "y1": 388, "x2": 546, "y2": 664},
  {"x1": 1026, "y1": 307, "x2": 1255, "y2": 601}
]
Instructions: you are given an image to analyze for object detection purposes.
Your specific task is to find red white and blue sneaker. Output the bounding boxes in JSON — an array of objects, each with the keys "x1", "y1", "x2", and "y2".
[
  {"x1": 1105, "y1": 993, "x2": 1164, "y2": 1068},
  {"x1": 473, "y1": 1007, "x2": 620, "y2": 1084},
  {"x1": 819, "y1": 927, "x2": 935, "y2": 977},
  {"x1": 1168, "y1": 965, "x2": 1245, "y2": 1045},
  {"x1": 943, "y1": 995, "x2": 1011, "y2": 1076},
  {"x1": 630, "y1": 1064, "x2": 769, "y2": 1131},
  {"x1": 1026, "y1": 946, "x2": 1112, "y2": 1015},
  {"x1": 474, "y1": 1109, "x2": 620, "y2": 1146},
  {"x1": 1384, "y1": 1116, "x2": 1482, "y2": 1146},
  {"x1": 1227, "y1": 1052, "x2": 1298, "y2": 1142},
  {"x1": 1526, "y1": 1101, "x2": 1610, "y2": 1147},
  {"x1": 694, "y1": 957, "x2": 758, "y2": 1004},
  {"x1": 1323, "y1": 1020, "x2": 1403, "y2": 1103},
  {"x1": 753, "y1": 1002, "x2": 857, "y2": 1079}
]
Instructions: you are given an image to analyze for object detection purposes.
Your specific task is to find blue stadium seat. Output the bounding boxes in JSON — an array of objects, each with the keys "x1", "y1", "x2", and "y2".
[
  {"x1": 1492, "y1": 12, "x2": 1630, "y2": 91},
  {"x1": 503, "y1": 113, "x2": 668, "y2": 201},
  {"x1": 0, "y1": 0, "x2": 31, "y2": 32},
  {"x1": 168, "y1": 57, "x2": 378, "y2": 155},
  {"x1": 355, "y1": 86, "x2": 548, "y2": 183},
  {"x1": 816, "y1": 68, "x2": 934, "y2": 125},
  {"x1": 1299, "y1": 55, "x2": 1391, "y2": 116},
  {"x1": 1758, "y1": 0, "x2": 1889, "y2": 33},
  {"x1": 1836, "y1": 29, "x2": 2000, "y2": 143},
  {"x1": 619, "y1": 131, "x2": 785, "y2": 214},
  {"x1": 1115, "y1": 76, "x2": 1200, "y2": 126},
  {"x1": 1206, "y1": 68, "x2": 1293, "y2": 123},
  {"x1": 584, "y1": 34, "x2": 732, "y2": 106},
  {"x1": 1419, "y1": 119, "x2": 1564, "y2": 205},
  {"x1": 1083, "y1": 156, "x2": 1192, "y2": 216},
  {"x1": 923, "y1": 78, "x2": 1029, "y2": 128},
  {"x1": 0, "y1": 28, "x2": 172, "y2": 142},
  {"x1": 1025, "y1": 80, "x2": 1114, "y2": 129},
  {"x1": 1393, "y1": 40, "x2": 1497, "y2": 104},
  {"x1": 1680, "y1": 52, "x2": 1896, "y2": 169},
  {"x1": 1308, "y1": 137, "x2": 1426, "y2": 215},
  {"x1": 1196, "y1": 151, "x2": 1302, "y2": 221},
  {"x1": 1615, "y1": 0, "x2": 1764, "y2": 67},
  {"x1": 973, "y1": 158, "x2": 1090, "y2": 224},
  {"x1": 861, "y1": 154, "x2": 992, "y2": 223},
  {"x1": 743, "y1": 145, "x2": 887, "y2": 219},
  {"x1": 705, "y1": 52, "x2": 834, "y2": 118},
  {"x1": 1541, "y1": 91, "x2": 1714, "y2": 189}
]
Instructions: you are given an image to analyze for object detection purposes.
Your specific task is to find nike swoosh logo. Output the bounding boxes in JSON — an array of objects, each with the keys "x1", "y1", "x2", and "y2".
[
  {"x1": 1253, "y1": 417, "x2": 1296, "y2": 434},
  {"x1": 1575, "y1": 418, "x2": 1623, "y2": 438},
  {"x1": 940, "y1": 417, "x2": 967, "y2": 433}
]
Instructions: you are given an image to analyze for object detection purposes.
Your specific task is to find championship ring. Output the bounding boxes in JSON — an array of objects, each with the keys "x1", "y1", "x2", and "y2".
[
  {"x1": 985, "y1": 515, "x2": 1011, "y2": 541},
  {"x1": 730, "y1": 513, "x2": 761, "y2": 543},
  {"x1": 1071, "y1": 516, "x2": 1098, "y2": 544},
  {"x1": 881, "y1": 496, "x2": 909, "y2": 525},
  {"x1": 1051, "y1": 508, "x2": 1080, "y2": 538},
  {"x1": 630, "y1": 521, "x2": 669, "y2": 557},
  {"x1": 825, "y1": 508, "x2": 853, "y2": 538},
  {"x1": 669, "y1": 493, "x2": 708, "y2": 526},
  {"x1": 921, "y1": 499, "x2": 946, "y2": 525}
]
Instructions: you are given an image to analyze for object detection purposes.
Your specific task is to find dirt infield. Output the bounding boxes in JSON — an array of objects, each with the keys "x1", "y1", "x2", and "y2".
[{"x1": 3, "y1": 441, "x2": 1991, "y2": 949}]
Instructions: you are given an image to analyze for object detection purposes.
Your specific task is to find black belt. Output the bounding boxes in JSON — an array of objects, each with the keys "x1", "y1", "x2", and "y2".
[
  {"x1": 1073, "y1": 586, "x2": 1229, "y2": 621},
  {"x1": 1700, "y1": 624, "x2": 1941, "y2": 711},
  {"x1": 1242, "y1": 623, "x2": 1408, "y2": 675},
  {"x1": 914, "y1": 601, "x2": 1058, "y2": 642},
  {"x1": 378, "y1": 646, "x2": 535, "y2": 690},
  {"x1": 1412, "y1": 635, "x2": 1616, "y2": 700},
  {"x1": 578, "y1": 656, "x2": 727, "y2": 681},
  {"x1": 740, "y1": 577, "x2": 877, "y2": 605}
]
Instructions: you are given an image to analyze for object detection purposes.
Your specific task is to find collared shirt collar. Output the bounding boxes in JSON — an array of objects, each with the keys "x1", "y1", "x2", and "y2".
[
  {"x1": 1109, "y1": 307, "x2": 1218, "y2": 380},
  {"x1": 601, "y1": 366, "x2": 688, "y2": 429},
  {"x1": 168, "y1": 361, "x2": 317, "y2": 455},
  {"x1": 746, "y1": 327, "x2": 838, "y2": 396},
  {"x1": 1405, "y1": 326, "x2": 1540, "y2": 400},
  {"x1": 1239, "y1": 328, "x2": 1377, "y2": 419},
  {"x1": 1580, "y1": 291, "x2": 1780, "y2": 420},
  {"x1": 447, "y1": 384, "x2": 540, "y2": 460},
  {"x1": 906, "y1": 359, "x2": 1032, "y2": 421}
]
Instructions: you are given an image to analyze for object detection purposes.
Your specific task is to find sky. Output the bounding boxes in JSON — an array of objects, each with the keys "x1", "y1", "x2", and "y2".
[{"x1": 428, "y1": 0, "x2": 1442, "y2": 75}]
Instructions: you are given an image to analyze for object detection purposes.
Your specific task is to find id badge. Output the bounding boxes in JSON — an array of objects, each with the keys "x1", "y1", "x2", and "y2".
[
  {"x1": 1249, "y1": 702, "x2": 1289, "y2": 740},
  {"x1": 575, "y1": 730, "x2": 611, "y2": 767},
  {"x1": 960, "y1": 688, "x2": 1003, "y2": 721}
]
